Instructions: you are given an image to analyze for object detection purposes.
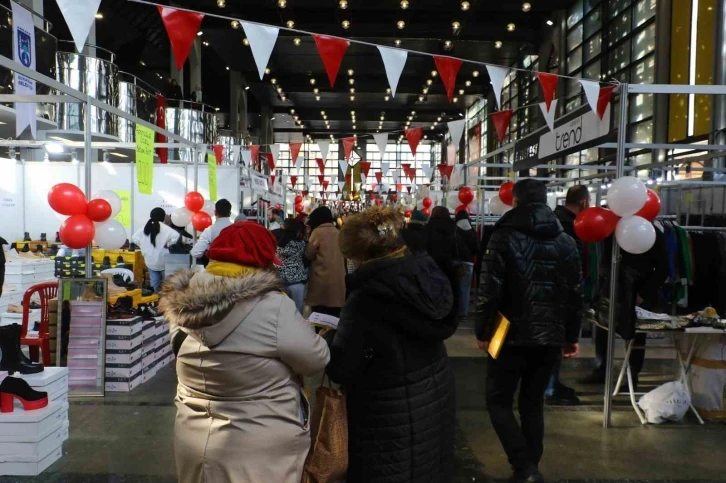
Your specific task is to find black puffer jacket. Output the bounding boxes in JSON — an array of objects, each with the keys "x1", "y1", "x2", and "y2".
[
  {"x1": 326, "y1": 252, "x2": 457, "y2": 483},
  {"x1": 476, "y1": 203, "x2": 583, "y2": 346},
  {"x1": 554, "y1": 205, "x2": 585, "y2": 268}
]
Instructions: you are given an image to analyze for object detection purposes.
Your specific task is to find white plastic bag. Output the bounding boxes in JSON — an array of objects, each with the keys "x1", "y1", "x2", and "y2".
[{"x1": 638, "y1": 382, "x2": 690, "y2": 424}]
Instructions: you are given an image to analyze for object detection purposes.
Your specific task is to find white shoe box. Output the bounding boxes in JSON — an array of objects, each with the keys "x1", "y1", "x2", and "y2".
[
  {"x1": 141, "y1": 337, "x2": 157, "y2": 356},
  {"x1": 0, "y1": 310, "x2": 41, "y2": 328},
  {"x1": 105, "y1": 363, "x2": 142, "y2": 379},
  {"x1": 142, "y1": 365, "x2": 157, "y2": 383},
  {"x1": 0, "y1": 420, "x2": 68, "y2": 458},
  {"x1": 142, "y1": 352, "x2": 156, "y2": 370},
  {"x1": 105, "y1": 334, "x2": 142, "y2": 351},
  {"x1": 106, "y1": 321, "x2": 143, "y2": 338},
  {"x1": 0, "y1": 443, "x2": 63, "y2": 476},
  {"x1": 0, "y1": 401, "x2": 68, "y2": 438},
  {"x1": 105, "y1": 374, "x2": 142, "y2": 392},
  {"x1": 19, "y1": 367, "x2": 69, "y2": 395},
  {"x1": 105, "y1": 348, "x2": 142, "y2": 365}
]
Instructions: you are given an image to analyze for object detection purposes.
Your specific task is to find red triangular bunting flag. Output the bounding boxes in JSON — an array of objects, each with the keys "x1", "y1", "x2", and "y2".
[
  {"x1": 407, "y1": 167, "x2": 416, "y2": 182},
  {"x1": 270, "y1": 175, "x2": 276, "y2": 186},
  {"x1": 266, "y1": 152, "x2": 275, "y2": 171},
  {"x1": 396, "y1": 183, "x2": 403, "y2": 192},
  {"x1": 318, "y1": 175, "x2": 325, "y2": 185},
  {"x1": 345, "y1": 173, "x2": 352, "y2": 184},
  {"x1": 375, "y1": 172, "x2": 383, "y2": 185},
  {"x1": 313, "y1": 35, "x2": 350, "y2": 88},
  {"x1": 342, "y1": 137, "x2": 355, "y2": 161},
  {"x1": 401, "y1": 163, "x2": 411, "y2": 178},
  {"x1": 434, "y1": 56, "x2": 464, "y2": 102},
  {"x1": 537, "y1": 72, "x2": 559, "y2": 112},
  {"x1": 597, "y1": 85, "x2": 616, "y2": 119},
  {"x1": 438, "y1": 164, "x2": 455, "y2": 180},
  {"x1": 290, "y1": 142, "x2": 302, "y2": 162},
  {"x1": 405, "y1": 128, "x2": 424, "y2": 156},
  {"x1": 213, "y1": 144, "x2": 224, "y2": 165},
  {"x1": 157, "y1": 7, "x2": 204, "y2": 71},
  {"x1": 316, "y1": 158, "x2": 325, "y2": 174},
  {"x1": 250, "y1": 145, "x2": 260, "y2": 167},
  {"x1": 490, "y1": 110, "x2": 514, "y2": 143},
  {"x1": 360, "y1": 162, "x2": 371, "y2": 177},
  {"x1": 320, "y1": 191, "x2": 325, "y2": 198},
  {"x1": 290, "y1": 175, "x2": 298, "y2": 188},
  {"x1": 302, "y1": 190, "x2": 308, "y2": 197},
  {"x1": 322, "y1": 180, "x2": 330, "y2": 191},
  {"x1": 407, "y1": 186, "x2": 412, "y2": 194}
]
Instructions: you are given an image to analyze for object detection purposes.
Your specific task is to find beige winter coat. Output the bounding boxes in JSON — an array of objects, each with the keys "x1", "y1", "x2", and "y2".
[
  {"x1": 304, "y1": 223, "x2": 346, "y2": 308},
  {"x1": 160, "y1": 269, "x2": 330, "y2": 483}
]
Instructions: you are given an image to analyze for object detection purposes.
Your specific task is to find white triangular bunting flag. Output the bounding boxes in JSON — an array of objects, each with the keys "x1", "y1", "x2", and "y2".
[
  {"x1": 381, "y1": 162, "x2": 390, "y2": 176},
  {"x1": 56, "y1": 0, "x2": 102, "y2": 55},
  {"x1": 360, "y1": 173, "x2": 367, "y2": 184},
  {"x1": 338, "y1": 159, "x2": 348, "y2": 175},
  {"x1": 580, "y1": 80, "x2": 600, "y2": 117},
  {"x1": 448, "y1": 119, "x2": 466, "y2": 148},
  {"x1": 241, "y1": 149, "x2": 251, "y2": 166},
  {"x1": 486, "y1": 64, "x2": 509, "y2": 110},
  {"x1": 304, "y1": 174, "x2": 310, "y2": 188},
  {"x1": 338, "y1": 181, "x2": 346, "y2": 191},
  {"x1": 382, "y1": 183, "x2": 389, "y2": 192},
  {"x1": 317, "y1": 140, "x2": 330, "y2": 160},
  {"x1": 294, "y1": 155, "x2": 304, "y2": 169},
  {"x1": 539, "y1": 99, "x2": 558, "y2": 130},
  {"x1": 269, "y1": 143, "x2": 280, "y2": 163},
  {"x1": 232, "y1": 145, "x2": 241, "y2": 162},
  {"x1": 377, "y1": 46, "x2": 407, "y2": 97},
  {"x1": 374, "y1": 132, "x2": 389, "y2": 156},
  {"x1": 241, "y1": 22, "x2": 279, "y2": 80},
  {"x1": 422, "y1": 165, "x2": 433, "y2": 181},
  {"x1": 331, "y1": 175, "x2": 338, "y2": 185}
]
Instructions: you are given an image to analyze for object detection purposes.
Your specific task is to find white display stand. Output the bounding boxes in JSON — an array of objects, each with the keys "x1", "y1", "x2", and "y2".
[{"x1": 0, "y1": 367, "x2": 69, "y2": 476}]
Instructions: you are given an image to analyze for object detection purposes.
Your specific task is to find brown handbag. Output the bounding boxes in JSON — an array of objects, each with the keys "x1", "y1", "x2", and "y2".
[{"x1": 301, "y1": 378, "x2": 348, "y2": 483}]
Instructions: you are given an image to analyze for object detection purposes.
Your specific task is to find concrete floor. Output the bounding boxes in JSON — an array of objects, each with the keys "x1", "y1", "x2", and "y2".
[{"x1": 2, "y1": 325, "x2": 726, "y2": 483}]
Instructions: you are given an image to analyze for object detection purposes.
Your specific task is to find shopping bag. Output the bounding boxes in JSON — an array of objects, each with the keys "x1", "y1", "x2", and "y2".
[
  {"x1": 637, "y1": 381, "x2": 691, "y2": 424},
  {"x1": 487, "y1": 313, "x2": 510, "y2": 360},
  {"x1": 301, "y1": 381, "x2": 348, "y2": 483}
]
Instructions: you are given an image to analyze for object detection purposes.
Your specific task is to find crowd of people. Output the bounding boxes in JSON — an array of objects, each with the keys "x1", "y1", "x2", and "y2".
[{"x1": 151, "y1": 178, "x2": 664, "y2": 483}]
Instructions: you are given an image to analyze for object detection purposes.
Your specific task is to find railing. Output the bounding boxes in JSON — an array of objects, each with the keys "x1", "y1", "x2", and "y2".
[
  {"x1": 0, "y1": 1, "x2": 53, "y2": 33},
  {"x1": 57, "y1": 41, "x2": 116, "y2": 64}
]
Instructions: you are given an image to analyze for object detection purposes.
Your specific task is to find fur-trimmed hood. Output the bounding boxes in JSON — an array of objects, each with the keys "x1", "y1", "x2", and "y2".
[{"x1": 159, "y1": 269, "x2": 282, "y2": 347}]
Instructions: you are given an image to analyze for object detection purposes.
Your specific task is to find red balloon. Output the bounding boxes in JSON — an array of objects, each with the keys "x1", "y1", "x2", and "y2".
[
  {"x1": 455, "y1": 204, "x2": 470, "y2": 216},
  {"x1": 295, "y1": 203, "x2": 304, "y2": 214},
  {"x1": 294, "y1": 195, "x2": 303, "y2": 205},
  {"x1": 422, "y1": 206, "x2": 432, "y2": 216},
  {"x1": 86, "y1": 199, "x2": 112, "y2": 222},
  {"x1": 59, "y1": 214, "x2": 95, "y2": 249},
  {"x1": 48, "y1": 183, "x2": 86, "y2": 216},
  {"x1": 422, "y1": 197, "x2": 433, "y2": 208},
  {"x1": 184, "y1": 192, "x2": 205, "y2": 212},
  {"x1": 458, "y1": 187, "x2": 475, "y2": 206},
  {"x1": 574, "y1": 207, "x2": 620, "y2": 243},
  {"x1": 191, "y1": 211, "x2": 213, "y2": 231},
  {"x1": 404, "y1": 209, "x2": 413, "y2": 218},
  {"x1": 634, "y1": 188, "x2": 661, "y2": 222},
  {"x1": 499, "y1": 182, "x2": 514, "y2": 206},
  {"x1": 391, "y1": 194, "x2": 398, "y2": 203},
  {"x1": 375, "y1": 199, "x2": 383, "y2": 206}
]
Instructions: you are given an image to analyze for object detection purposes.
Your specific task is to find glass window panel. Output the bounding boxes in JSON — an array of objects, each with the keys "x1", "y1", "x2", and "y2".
[
  {"x1": 634, "y1": 0, "x2": 657, "y2": 27},
  {"x1": 630, "y1": 93, "x2": 654, "y2": 121},
  {"x1": 584, "y1": 0, "x2": 600, "y2": 14},
  {"x1": 568, "y1": 0, "x2": 584, "y2": 27},
  {"x1": 631, "y1": 55, "x2": 655, "y2": 83},
  {"x1": 568, "y1": 46, "x2": 583, "y2": 73},
  {"x1": 606, "y1": 39, "x2": 631, "y2": 76},
  {"x1": 584, "y1": 7, "x2": 602, "y2": 38},
  {"x1": 584, "y1": 35, "x2": 602, "y2": 62},
  {"x1": 610, "y1": 0, "x2": 632, "y2": 18},
  {"x1": 568, "y1": 24, "x2": 584, "y2": 51},
  {"x1": 584, "y1": 60, "x2": 601, "y2": 80},
  {"x1": 629, "y1": 120, "x2": 653, "y2": 144},
  {"x1": 632, "y1": 23, "x2": 656, "y2": 61},
  {"x1": 608, "y1": 10, "x2": 632, "y2": 46}
]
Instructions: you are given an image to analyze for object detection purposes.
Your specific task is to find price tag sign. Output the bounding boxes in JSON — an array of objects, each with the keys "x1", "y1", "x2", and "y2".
[
  {"x1": 135, "y1": 124, "x2": 154, "y2": 195},
  {"x1": 208, "y1": 153, "x2": 218, "y2": 201},
  {"x1": 113, "y1": 190, "x2": 131, "y2": 229},
  {"x1": 684, "y1": 192, "x2": 694, "y2": 204}
]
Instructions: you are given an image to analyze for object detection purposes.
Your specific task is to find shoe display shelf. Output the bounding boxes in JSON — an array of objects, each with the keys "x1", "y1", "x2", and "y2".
[
  {"x1": 92, "y1": 250, "x2": 145, "y2": 284},
  {"x1": 0, "y1": 368, "x2": 69, "y2": 476},
  {"x1": 54, "y1": 256, "x2": 87, "y2": 279},
  {"x1": 105, "y1": 315, "x2": 143, "y2": 392},
  {"x1": 67, "y1": 301, "x2": 105, "y2": 394},
  {"x1": 3, "y1": 259, "x2": 55, "y2": 307}
]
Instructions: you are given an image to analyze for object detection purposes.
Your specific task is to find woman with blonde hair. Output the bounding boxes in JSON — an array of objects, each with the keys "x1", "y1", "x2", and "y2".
[{"x1": 324, "y1": 206, "x2": 458, "y2": 483}]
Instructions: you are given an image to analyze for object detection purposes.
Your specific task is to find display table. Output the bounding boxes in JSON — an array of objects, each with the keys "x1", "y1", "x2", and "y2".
[{"x1": 0, "y1": 367, "x2": 69, "y2": 476}]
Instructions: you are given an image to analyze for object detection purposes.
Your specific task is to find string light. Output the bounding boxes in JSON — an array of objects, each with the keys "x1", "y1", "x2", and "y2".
[
  {"x1": 230, "y1": 20, "x2": 239, "y2": 29},
  {"x1": 313, "y1": 88, "x2": 320, "y2": 94},
  {"x1": 452, "y1": 21, "x2": 461, "y2": 33},
  {"x1": 349, "y1": 78, "x2": 355, "y2": 85},
  {"x1": 400, "y1": 0, "x2": 409, "y2": 8},
  {"x1": 265, "y1": 68, "x2": 271, "y2": 75},
  {"x1": 522, "y1": 2, "x2": 531, "y2": 12},
  {"x1": 342, "y1": 20, "x2": 351, "y2": 29},
  {"x1": 431, "y1": 70, "x2": 438, "y2": 77},
  {"x1": 461, "y1": 1, "x2": 470, "y2": 10},
  {"x1": 242, "y1": 38, "x2": 249, "y2": 46},
  {"x1": 217, "y1": 0, "x2": 226, "y2": 7},
  {"x1": 384, "y1": 95, "x2": 390, "y2": 101},
  {"x1": 277, "y1": 0, "x2": 286, "y2": 6},
  {"x1": 286, "y1": 20, "x2": 295, "y2": 28},
  {"x1": 310, "y1": 78, "x2": 316, "y2": 85},
  {"x1": 495, "y1": 41, "x2": 503, "y2": 49},
  {"x1": 426, "y1": 79, "x2": 433, "y2": 85},
  {"x1": 507, "y1": 23, "x2": 516, "y2": 31},
  {"x1": 339, "y1": 0, "x2": 348, "y2": 8},
  {"x1": 472, "y1": 70, "x2": 479, "y2": 77},
  {"x1": 293, "y1": 37, "x2": 301, "y2": 45},
  {"x1": 347, "y1": 69, "x2": 355, "y2": 76},
  {"x1": 465, "y1": 80, "x2": 471, "y2": 86},
  {"x1": 397, "y1": 20, "x2": 406, "y2": 29},
  {"x1": 395, "y1": 39, "x2": 401, "y2": 46}
]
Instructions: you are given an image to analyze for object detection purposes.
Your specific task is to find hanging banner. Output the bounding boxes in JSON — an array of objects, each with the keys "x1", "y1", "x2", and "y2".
[
  {"x1": 374, "y1": 132, "x2": 389, "y2": 156},
  {"x1": 290, "y1": 142, "x2": 302, "y2": 162},
  {"x1": 316, "y1": 157, "x2": 325, "y2": 174},
  {"x1": 11, "y1": 1, "x2": 36, "y2": 138},
  {"x1": 250, "y1": 145, "x2": 260, "y2": 168},
  {"x1": 447, "y1": 119, "x2": 466, "y2": 148},
  {"x1": 486, "y1": 64, "x2": 509, "y2": 110},
  {"x1": 377, "y1": 46, "x2": 407, "y2": 97},
  {"x1": 269, "y1": 143, "x2": 280, "y2": 166},
  {"x1": 113, "y1": 190, "x2": 131, "y2": 230},
  {"x1": 597, "y1": 86, "x2": 616, "y2": 119},
  {"x1": 266, "y1": 152, "x2": 275, "y2": 171},
  {"x1": 433, "y1": 56, "x2": 463, "y2": 102},
  {"x1": 381, "y1": 162, "x2": 390, "y2": 176},
  {"x1": 294, "y1": 155, "x2": 304, "y2": 169},
  {"x1": 208, "y1": 152, "x2": 218, "y2": 201},
  {"x1": 405, "y1": 128, "x2": 424, "y2": 156},
  {"x1": 134, "y1": 124, "x2": 154, "y2": 195},
  {"x1": 317, "y1": 140, "x2": 330, "y2": 160},
  {"x1": 56, "y1": 0, "x2": 101, "y2": 55},
  {"x1": 422, "y1": 165, "x2": 433, "y2": 182},
  {"x1": 313, "y1": 35, "x2": 350, "y2": 88},
  {"x1": 342, "y1": 137, "x2": 355, "y2": 161},
  {"x1": 290, "y1": 175, "x2": 297, "y2": 189},
  {"x1": 157, "y1": 6, "x2": 204, "y2": 71},
  {"x1": 490, "y1": 110, "x2": 514, "y2": 143},
  {"x1": 537, "y1": 72, "x2": 559, "y2": 112},
  {"x1": 241, "y1": 21, "x2": 279, "y2": 80},
  {"x1": 359, "y1": 162, "x2": 372, "y2": 178}
]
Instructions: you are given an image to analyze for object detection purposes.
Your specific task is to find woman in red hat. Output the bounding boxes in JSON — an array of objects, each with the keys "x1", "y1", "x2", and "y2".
[{"x1": 160, "y1": 221, "x2": 330, "y2": 483}]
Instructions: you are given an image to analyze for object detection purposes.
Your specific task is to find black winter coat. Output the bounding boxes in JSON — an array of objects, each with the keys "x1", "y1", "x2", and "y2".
[
  {"x1": 476, "y1": 203, "x2": 583, "y2": 346},
  {"x1": 455, "y1": 224, "x2": 479, "y2": 264},
  {"x1": 325, "y1": 252, "x2": 458, "y2": 483}
]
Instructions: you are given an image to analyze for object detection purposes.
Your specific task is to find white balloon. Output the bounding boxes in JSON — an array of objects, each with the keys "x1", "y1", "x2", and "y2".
[
  {"x1": 92, "y1": 190, "x2": 122, "y2": 217},
  {"x1": 201, "y1": 200, "x2": 215, "y2": 217},
  {"x1": 615, "y1": 216, "x2": 656, "y2": 254},
  {"x1": 489, "y1": 196, "x2": 511, "y2": 216},
  {"x1": 607, "y1": 176, "x2": 648, "y2": 217},
  {"x1": 94, "y1": 220, "x2": 127, "y2": 250},
  {"x1": 171, "y1": 207, "x2": 193, "y2": 227}
]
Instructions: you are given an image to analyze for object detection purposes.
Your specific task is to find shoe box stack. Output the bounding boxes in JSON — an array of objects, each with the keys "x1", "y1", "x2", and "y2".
[
  {"x1": 53, "y1": 255, "x2": 87, "y2": 279},
  {"x1": 142, "y1": 316, "x2": 173, "y2": 384},
  {"x1": 91, "y1": 250, "x2": 145, "y2": 284},
  {"x1": 0, "y1": 367, "x2": 69, "y2": 476},
  {"x1": 67, "y1": 301, "x2": 105, "y2": 393},
  {"x1": 1, "y1": 257, "x2": 56, "y2": 313}
]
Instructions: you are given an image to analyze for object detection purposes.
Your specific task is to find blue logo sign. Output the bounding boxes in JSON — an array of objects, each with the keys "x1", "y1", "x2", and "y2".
[{"x1": 17, "y1": 29, "x2": 31, "y2": 67}]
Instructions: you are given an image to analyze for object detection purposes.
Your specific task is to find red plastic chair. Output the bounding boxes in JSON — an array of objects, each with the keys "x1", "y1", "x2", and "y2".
[{"x1": 20, "y1": 281, "x2": 58, "y2": 366}]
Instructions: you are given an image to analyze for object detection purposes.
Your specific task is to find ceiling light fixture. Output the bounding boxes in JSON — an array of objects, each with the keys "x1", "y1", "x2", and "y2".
[
  {"x1": 472, "y1": 70, "x2": 479, "y2": 77},
  {"x1": 265, "y1": 68, "x2": 271, "y2": 75},
  {"x1": 271, "y1": 78, "x2": 277, "y2": 84},
  {"x1": 349, "y1": 78, "x2": 355, "y2": 85},
  {"x1": 278, "y1": 0, "x2": 287, "y2": 6},
  {"x1": 452, "y1": 21, "x2": 461, "y2": 32},
  {"x1": 243, "y1": 38, "x2": 249, "y2": 46},
  {"x1": 397, "y1": 20, "x2": 406, "y2": 29},
  {"x1": 461, "y1": 1, "x2": 470, "y2": 11},
  {"x1": 453, "y1": 97, "x2": 459, "y2": 102},
  {"x1": 313, "y1": 88, "x2": 320, "y2": 94},
  {"x1": 384, "y1": 95, "x2": 390, "y2": 101},
  {"x1": 431, "y1": 70, "x2": 438, "y2": 77},
  {"x1": 339, "y1": 0, "x2": 348, "y2": 8},
  {"x1": 293, "y1": 37, "x2": 301, "y2": 45},
  {"x1": 217, "y1": 0, "x2": 226, "y2": 7},
  {"x1": 507, "y1": 23, "x2": 516, "y2": 31},
  {"x1": 465, "y1": 80, "x2": 471, "y2": 86},
  {"x1": 426, "y1": 79, "x2": 433, "y2": 85},
  {"x1": 342, "y1": 20, "x2": 351, "y2": 29},
  {"x1": 231, "y1": 20, "x2": 239, "y2": 29},
  {"x1": 350, "y1": 95, "x2": 356, "y2": 101},
  {"x1": 395, "y1": 39, "x2": 402, "y2": 46},
  {"x1": 310, "y1": 78, "x2": 316, "y2": 85},
  {"x1": 286, "y1": 20, "x2": 295, "y2": 28},
  {"x1": 546, "y1": 19, "x2": 554, "y2": 26},
  {"x1": 495, "y1": 40, "x2": 503, "y2": 48},
  {"x1": 444, "y1": 40, "x2": 453, "y2": 49}
]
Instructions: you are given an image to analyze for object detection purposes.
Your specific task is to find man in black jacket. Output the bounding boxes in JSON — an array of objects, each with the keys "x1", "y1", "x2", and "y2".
[
  {"x1": 547, "y1": 185, "x2": 590, "y2": 405},
  {"x1": 476, "y1": 180, "x2": 583, "y2": 483}
]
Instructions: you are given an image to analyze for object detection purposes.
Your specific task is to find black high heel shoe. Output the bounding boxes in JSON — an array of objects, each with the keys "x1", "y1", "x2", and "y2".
[
  {"x1": 0, "y1": 324, "x2": 44, "y2": 374},
  {"x1": 0, "y1": 377, "x2": 48, "y2": 413}
]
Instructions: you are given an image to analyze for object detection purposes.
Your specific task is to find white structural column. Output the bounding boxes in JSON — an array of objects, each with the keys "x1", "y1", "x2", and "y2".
[
  {"x1": 189, "y1": 37, "x2": 202, "y2": 100},
  {"x1": 169, "y1": 46, "x2": 184, "y2": 93}
]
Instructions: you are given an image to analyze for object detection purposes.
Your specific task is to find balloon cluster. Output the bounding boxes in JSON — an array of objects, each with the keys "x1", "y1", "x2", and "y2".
[
  {"x1": 47, "y1": 184, "x2": 126, "y2": 250},
  {"x1": 488, "y1": 182, "x2": 514, "y2": 215},
  {"x1": 171, "y1": 192, "x2": 215, "y2": 232},
  {"x1": 574, "y1": 176, "x2": 661, "y2": 254},
  {"x1": 455, "y1": 187, "x2": 476, "y2": 215}
]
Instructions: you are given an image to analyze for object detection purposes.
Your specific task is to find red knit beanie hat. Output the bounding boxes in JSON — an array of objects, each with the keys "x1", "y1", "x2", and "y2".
[{"x1": 208, "y1": 221, "x2": 281, "y2": 267}]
